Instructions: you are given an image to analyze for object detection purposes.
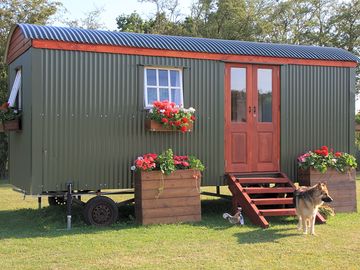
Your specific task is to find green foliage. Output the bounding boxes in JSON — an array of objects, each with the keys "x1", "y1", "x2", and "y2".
[
  {"x1": 318, "y1": 204, "x2": 335, "y2": 219},
  {"x1": 356, "y1": 113, "x2": 360, "y2": 124},
  {"x1": 188, "y1": 156, "x2": 205, "y2": 172},
  {"x1": 157, "y1": 148, "x2": 176, "y2": 175}
]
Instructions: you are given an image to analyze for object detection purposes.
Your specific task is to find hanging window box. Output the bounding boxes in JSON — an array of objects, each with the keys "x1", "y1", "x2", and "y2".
[
  {"x1": 145, "y1": 101, "x2": 196, "y2": 133},
  {"x1": 132, "y1": 149, "x2": 204, "y2": 225},
  {"x1": 3, "y1": 119, "x2": 21, "y2": 131},
  {"x1": 145, "y1": 119, "x2": 193, "y2": 132},
  {"x1": 0, "y1": 103, "x2": 21, "y2": 132}
]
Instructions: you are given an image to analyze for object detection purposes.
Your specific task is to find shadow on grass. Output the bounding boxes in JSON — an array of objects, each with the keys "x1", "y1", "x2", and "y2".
[
  {"x1": 0, "y1": 196, "x2": 298, "y2": 240},
  {"x1": 234, "y1": 227, "x2": 300, "y2": 244}
]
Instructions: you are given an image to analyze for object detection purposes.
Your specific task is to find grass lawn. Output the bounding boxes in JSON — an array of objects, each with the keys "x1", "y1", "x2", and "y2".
[{"x1": 0, "y1": 179, "x2": 359, "y2": 270}]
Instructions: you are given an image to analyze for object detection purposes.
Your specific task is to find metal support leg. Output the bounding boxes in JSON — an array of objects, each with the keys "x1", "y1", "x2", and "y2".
[
  {"x1": 67, "y1": 183, "x2": 73, "y2": 230},
  {"x1": 38, "y1": 197, "x2": 42, "y2": 209},
  {"x1": 216, "y1": 186, "x2": 220, "y2": 195}
]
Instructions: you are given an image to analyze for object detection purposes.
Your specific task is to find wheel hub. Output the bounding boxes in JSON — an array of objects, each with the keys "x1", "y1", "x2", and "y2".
[{"x1": 92, "y1": 203, "x2": 112, "y2": 224}]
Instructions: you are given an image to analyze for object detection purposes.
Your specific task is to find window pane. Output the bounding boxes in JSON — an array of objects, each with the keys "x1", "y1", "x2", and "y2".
[
  {"x1": 146, "y1": 69, "x2": 157, "y2": 86},
  {"x1": 159, "y1": 88, "x2": 169, "y2": 101},
  {"x1": 147, "y1": 87, "x2": 157, "y2": 106},
  {"x1": 159, "y1": 70, "x2": 169, "y2": 86},
  {"x1": 231, "y1": 68, "x2": 246, "y2": 122},
  {"x1": 171, "y1": 88, "x2": 182, "y2": 105},
  {"x1": 257, "y1": 69, "x2": 272, "y2": 122},
  {"x1": 170, "y1": 70, "x2": 180, "y2": 87},
  {"x1": 8, "y1": 70, "x2": 22, "y2": 107}
]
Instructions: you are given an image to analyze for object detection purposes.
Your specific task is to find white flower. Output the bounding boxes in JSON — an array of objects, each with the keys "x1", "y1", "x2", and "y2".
[
  {"x1": 137, "y1": 156, "x2": 143, "y2": 160},
  {"x1": 130, "y1": 166, "x2": 136, "y2": 171},
  {"x1": 149, "y1": 109, "x2": 153, "y2": 113},
  {"x1": 188, "y1": 107, "x2": 196, "y2": 113},
  {"x1": 332, "y1": 159, "x2": 337, "y2": 163},
  {"x1": 160, "y1": 109, "x2": 165, "y2": 113}
]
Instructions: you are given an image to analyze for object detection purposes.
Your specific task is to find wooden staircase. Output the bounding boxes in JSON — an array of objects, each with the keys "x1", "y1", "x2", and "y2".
[{"x1": 227, "y1": 172, "x2": 326, "y2": 228}]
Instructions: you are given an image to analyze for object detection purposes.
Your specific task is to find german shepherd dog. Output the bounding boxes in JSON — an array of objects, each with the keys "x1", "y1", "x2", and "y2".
[{"x1": 294, "y1": 182, "x2": 333, "y2": 235}]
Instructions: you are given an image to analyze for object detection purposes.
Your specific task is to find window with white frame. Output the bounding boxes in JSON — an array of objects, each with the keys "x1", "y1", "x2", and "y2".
[
  {"x1": 144, "y1": 67, "x2": 183, "y2": 107},
  {"x1": 8, "y1": 69, "x2": 22, "y2": 109}
]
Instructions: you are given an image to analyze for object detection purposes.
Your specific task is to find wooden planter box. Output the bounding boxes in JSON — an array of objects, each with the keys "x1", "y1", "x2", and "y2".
[
  {"x1": 298, "y1": 168, "x2": 357, "y2": 213},
  {"x1": 135, "y1": 169, "x2": 201, "y2": 225},
  {"x1": 145, "y1": 119, "x2": 193, "y2": 132},
  {"x1": 0, "y1": 119, "x2": 21, "y2": 132}
]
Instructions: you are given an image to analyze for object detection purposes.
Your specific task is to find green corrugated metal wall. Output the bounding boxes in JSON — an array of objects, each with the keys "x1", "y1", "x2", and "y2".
[
  {"x1": 31, "y1": 49, "x2": 225, "y2": 193},
  {"x1": 8, "y1": 50, "x2": 32, "y2": 193},
  {"x1": 280, "y1": 65, "x2": 355, "y2": 180},
  {"x1": 9, "y1": 48, "x2": 355, "y2": 194}
]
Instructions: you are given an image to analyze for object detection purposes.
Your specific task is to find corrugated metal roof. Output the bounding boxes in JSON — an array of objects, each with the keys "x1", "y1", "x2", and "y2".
[{"x1": 18, "y1": 23, "x2": 359, "y2": 62}]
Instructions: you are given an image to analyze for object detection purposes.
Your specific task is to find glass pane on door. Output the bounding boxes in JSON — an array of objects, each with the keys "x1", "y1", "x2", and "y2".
[
  {"x1": 231, "y1": 68, "x2": 247, "y2": 122},
  {"x1": 257, "y1": 69, "x2": 272, "y2": 122}
]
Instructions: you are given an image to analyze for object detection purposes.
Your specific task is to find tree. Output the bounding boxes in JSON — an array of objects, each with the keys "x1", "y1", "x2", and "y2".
[
  {"x1": 62, "y1": 6, "x2": 106, "y2": 30},
  {"x1": 0, "y1": 0, "x2": 61, "y2": 177},
  {"x1": 117, "y1": 12, "x2": 148, "y2": 33}
]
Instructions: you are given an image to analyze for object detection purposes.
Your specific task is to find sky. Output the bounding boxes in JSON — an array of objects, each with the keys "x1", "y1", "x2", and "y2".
[{"x1": 53, "y1": 0, "x2": 194, "y2": 30}]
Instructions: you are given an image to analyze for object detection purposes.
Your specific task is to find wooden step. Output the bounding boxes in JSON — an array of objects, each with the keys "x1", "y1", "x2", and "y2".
[
  {"x1": 236, "y1": 177, "x2": 290, "y2": 184},
  {"x1": 260, "y1": 208, "x2": 296, "y2": 216},
  {"x1": 244, "y1": 187, "x2": 295, "y2": 194},
  {"x1": 252, "y1": 198, "x2": 294, "y2": 205}
]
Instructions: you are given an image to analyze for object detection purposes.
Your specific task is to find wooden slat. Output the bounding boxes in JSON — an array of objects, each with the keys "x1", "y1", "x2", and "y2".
[
  {"x1": 140, "y1": 187, "x2": 200, "y2": 199},
  {"x1": 142, "y1": 205, "x2": 201, "y2": 219},
  {"x1": 142, "y1": 214, "x2": 201, "y2": 225},
  {"x1": 137, "y1": 178, "x2": 199, "y2": 190},
  {"x1": 141, "y1": 196, "x2": 200, "y2": 209},
  {"x1": 252, "y1": 198, "x2": 293, "y2": 205},
  {"x1": 260, "y1": 208, "x2": 296, "y2": 216},
  {"x1": 236, "y1": 177, "x2": 290, "y2": 184},
  {"x1": 244, "y1": 187, "x2": 294, "y2": 194},
  {"x1": 139, "y1": 170, "x2": 200, "y2": 181}
]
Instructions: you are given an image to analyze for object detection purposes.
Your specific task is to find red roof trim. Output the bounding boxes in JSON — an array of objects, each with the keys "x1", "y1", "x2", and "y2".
[{"x1": 31, "y1": 39, "x2": 357, "y2": 68}]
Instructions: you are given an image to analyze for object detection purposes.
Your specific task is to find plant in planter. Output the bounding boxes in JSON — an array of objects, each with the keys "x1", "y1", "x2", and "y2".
[
  {"x1": 297, "y1": 145, "x2": 357, "y2": 212},
  {"x1": 145, "y1": 100, "x2": 196, "y2": 133},
  {"x1": 0, "y1": 102, "x2": 21, "y2": 131},
  {"x1": 132, "y1": 148, "x2": 204, "y2": 225}
]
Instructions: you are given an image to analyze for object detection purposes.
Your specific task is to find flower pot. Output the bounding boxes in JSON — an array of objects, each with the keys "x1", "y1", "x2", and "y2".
[
  {"x1": 298, "y1": 168, "x2": 357, "y2": 213},
  {"x1": 3, "y1": 119, "x2": 20, "y2": 131},
  {"x1": 145, "y1": 119, "x2": 193, "y2": 132},
  {"x1": 135, "y1": 169, "x2": 202, "y2": 225}
]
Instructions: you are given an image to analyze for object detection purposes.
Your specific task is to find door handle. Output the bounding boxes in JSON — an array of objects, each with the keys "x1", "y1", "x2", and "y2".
[
  {"x1": 253, "y1": 106, "x2": 256, "y2": 117},
  {"x1": 248, "y1": 106, "x2": 251, "y2": 113}
]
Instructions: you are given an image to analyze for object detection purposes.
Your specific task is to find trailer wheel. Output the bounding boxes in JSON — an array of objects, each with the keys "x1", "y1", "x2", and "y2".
[
  {"x1": 83, "y1": 196, "x2": 119, "y2": 226},
  {"x1": 48, "y1": 196, "x2": 66, "y2": 206}
]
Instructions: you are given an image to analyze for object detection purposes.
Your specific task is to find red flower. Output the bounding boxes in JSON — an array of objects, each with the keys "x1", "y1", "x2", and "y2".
[
  {"x1": 161, "y1": 118, "x2": 168, "y2": 123},
  {"x1": 335, "y1": 152, "x2": 342, "y2": 157},
  {"x1": 180, "y1": 126, "x2": 188, "y2": 133},
  {"x1": 182, "y1": 117, "x2": 189, "y2": 123},
  {"x1": 174, "y1": 120, "x2": 181, "y2": 126},
  {"x1": 190, "y1": 115, "x2": 195, "y2": 121},
  {"x1": 182, "y1": 161, "x2": 189, "y2": 167},
  {"x1": 320, "y1": 146, "x2": 328, "y2": 151}
]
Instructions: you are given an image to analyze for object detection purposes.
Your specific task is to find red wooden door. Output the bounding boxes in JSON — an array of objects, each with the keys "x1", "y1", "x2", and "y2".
[{"x1": 225, "y1": 64, "x2": 280, "y2": 172}]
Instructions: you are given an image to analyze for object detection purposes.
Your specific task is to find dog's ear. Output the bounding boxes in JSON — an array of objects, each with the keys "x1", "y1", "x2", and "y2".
[{"x1": 316, "y1": 182, "x2": 323, "y2": 189}]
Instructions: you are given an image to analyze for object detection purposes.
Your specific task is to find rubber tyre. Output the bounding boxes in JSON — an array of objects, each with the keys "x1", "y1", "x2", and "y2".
[
  {"x1": 83, "y1": 196, "x2": 119, "y2": 226},
  {"x1": 48, "y1": 196, "x2": 66, "y2": 206}
]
